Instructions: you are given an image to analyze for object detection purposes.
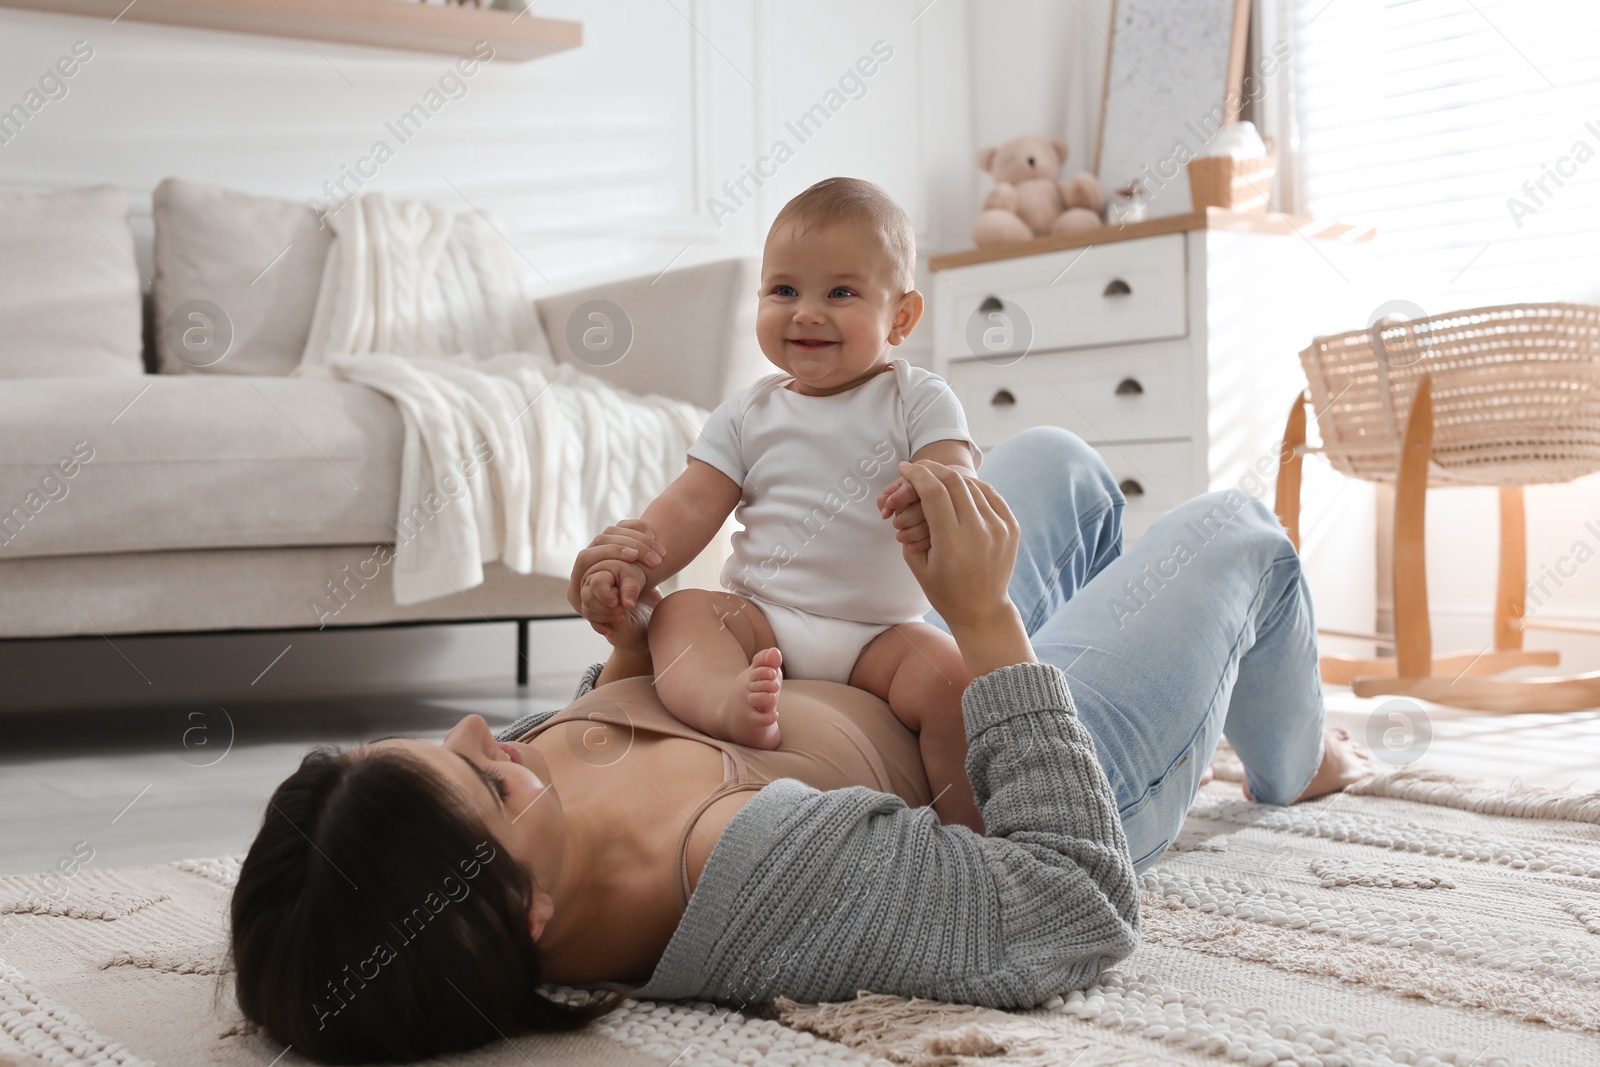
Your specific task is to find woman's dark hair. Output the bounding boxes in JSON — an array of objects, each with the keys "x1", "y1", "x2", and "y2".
[{"x1": 229, "y1": 746, "x2": 622, "y2": 1064}]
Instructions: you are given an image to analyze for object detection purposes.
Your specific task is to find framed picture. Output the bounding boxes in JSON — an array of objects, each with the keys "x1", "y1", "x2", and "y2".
[{"x1": 1093, "y1": 0, "x2": 1252, "y2": 217}]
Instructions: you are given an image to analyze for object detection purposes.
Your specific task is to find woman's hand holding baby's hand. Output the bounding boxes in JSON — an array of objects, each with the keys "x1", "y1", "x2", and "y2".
[
  {"x1": 878, "y1": 477, "x2": 931, "y2": 553},
  {"x1": 896, "y1": 461, "x2": 1017, "y2": 624},
  {"x1": 581, "y1": 566, "x2": 659, "y2": 651},
  {"x1": 567, "y1": 521, "x2": 666, "y2": 650},
  {"x1": 566, "y1": 521, "x2": 664, "y2": 608},
  {"x1": 897, "y1": 460, "x2": 1034, "y2": 677}
]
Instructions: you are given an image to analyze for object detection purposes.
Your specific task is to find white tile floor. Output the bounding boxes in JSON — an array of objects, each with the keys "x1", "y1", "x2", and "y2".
[{"x1": 2, "y1": 676, "x2": 1597, "y2": 878}]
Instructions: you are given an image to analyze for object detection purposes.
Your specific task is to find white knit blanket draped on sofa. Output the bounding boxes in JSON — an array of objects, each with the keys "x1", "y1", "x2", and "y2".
[{"x1": 294, "y1": 193, "x2": 704, "y2": 605}]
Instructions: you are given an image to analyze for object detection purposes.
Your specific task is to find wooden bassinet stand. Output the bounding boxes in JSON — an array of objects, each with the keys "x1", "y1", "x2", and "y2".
[{"x1": 1275, "y1": 302, "x2": 1600, "y2": 713}]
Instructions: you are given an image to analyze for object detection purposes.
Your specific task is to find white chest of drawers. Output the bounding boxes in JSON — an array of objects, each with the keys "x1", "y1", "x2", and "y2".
[{"x1": 927, "y1": 211, "x2": 1378, "y2": 636}]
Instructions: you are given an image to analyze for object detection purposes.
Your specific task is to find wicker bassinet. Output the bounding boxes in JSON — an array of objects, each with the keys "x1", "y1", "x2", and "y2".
[{"x1": 1298, "y1": 302, "x2": 1600, "y2": 488}]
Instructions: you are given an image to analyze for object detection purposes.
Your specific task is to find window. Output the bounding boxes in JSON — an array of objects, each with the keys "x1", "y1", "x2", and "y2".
[{"x1": 1271, "y1": 0, "x2": 1600, "y2": 310}]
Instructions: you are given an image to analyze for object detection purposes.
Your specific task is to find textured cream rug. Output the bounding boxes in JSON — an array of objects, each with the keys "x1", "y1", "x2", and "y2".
[{"x1": 3, "y1": 745, "x2": 1599, "y2": 1066}]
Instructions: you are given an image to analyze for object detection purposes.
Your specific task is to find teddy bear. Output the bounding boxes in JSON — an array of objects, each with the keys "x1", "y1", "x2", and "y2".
[{"x1": 972, "y1": 135, "x2": 1105, "y2": 247}]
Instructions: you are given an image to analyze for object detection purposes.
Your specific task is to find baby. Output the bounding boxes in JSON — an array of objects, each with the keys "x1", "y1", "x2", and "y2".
[{"x1": 577, "y1": 177, "x2": 983, "y2": 831}]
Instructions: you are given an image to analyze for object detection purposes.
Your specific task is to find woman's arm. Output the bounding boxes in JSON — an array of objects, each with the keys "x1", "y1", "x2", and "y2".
[{"x1": 895, "y1": 459, "x2": 1035, "y2": 678}]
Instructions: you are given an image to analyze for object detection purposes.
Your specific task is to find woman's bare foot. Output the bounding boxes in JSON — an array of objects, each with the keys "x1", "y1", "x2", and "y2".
[
  {"x1": 721, "y1": 647, "x2": 783, "y2": 750},
  {"x1": 1242, "y1": 727, "x2": 1376, "y2": 803}
]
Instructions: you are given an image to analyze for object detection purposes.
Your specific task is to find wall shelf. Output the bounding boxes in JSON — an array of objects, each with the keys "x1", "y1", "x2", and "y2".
[{"x1": 0, "y1": 0, "x2": 581, "y2": 62}]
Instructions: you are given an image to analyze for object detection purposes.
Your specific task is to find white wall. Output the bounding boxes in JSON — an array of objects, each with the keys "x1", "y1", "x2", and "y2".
[
  {"x1": 0, "y1": 0, "x2": 977, "y2": 706},
  {"x1": 967, "y1": 0, "x2": 1109, "y2": 179},
  {"x1": 0, "y1": 1, "x2": 974, "y2": 293}
]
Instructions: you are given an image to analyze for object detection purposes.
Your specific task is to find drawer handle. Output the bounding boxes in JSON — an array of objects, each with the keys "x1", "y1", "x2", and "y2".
[
  {"x1": 1118, "y1": 478, "x2": 1145, "y2": 498},
  {"x1": 1103, "y1": 278, "x2": 1133, "y2": 297},
  {"x1": 1114, "y1": 377, "x2": 1144, "y2": 396},
  {"x1": 990, "y1": 388, "x2": 1017, "y2": 407},
  {"x1": 978, "y1": 295, "x2": 1004, "y2": 312}
]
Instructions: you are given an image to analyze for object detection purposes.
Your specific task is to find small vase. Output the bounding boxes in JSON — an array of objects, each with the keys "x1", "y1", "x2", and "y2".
[{"x1": 1105, "y1": 182, "x2": 1149, "y2": 227}]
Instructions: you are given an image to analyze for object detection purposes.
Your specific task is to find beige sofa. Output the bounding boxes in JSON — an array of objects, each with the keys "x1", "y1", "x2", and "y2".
[{"x1": 0, "y1": 180, "x2": 761, "y2": 671}]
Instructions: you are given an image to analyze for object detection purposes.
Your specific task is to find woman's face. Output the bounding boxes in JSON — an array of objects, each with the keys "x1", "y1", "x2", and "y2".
[{"x1": 370, "y1": 715, "x2": 565, "y2": 939}]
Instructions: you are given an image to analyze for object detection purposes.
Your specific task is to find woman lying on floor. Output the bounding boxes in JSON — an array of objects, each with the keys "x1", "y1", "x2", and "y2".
[{"x1": 229, "y1": 427, "x2": 1374, "y2": 1065}]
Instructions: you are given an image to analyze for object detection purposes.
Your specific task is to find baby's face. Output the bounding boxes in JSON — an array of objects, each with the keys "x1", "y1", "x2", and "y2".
[{"x1": 757, "y1": 221, "x2": 921, "y2": 395}]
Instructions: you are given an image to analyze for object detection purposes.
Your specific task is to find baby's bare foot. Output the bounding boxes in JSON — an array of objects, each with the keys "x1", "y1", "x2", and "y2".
[
  {"x1": 1242, "y1": 727, "x2": 1376, "y2": 803},
  {"x1": 722, "y1": 647, "x2": 783, "y2": 750}
]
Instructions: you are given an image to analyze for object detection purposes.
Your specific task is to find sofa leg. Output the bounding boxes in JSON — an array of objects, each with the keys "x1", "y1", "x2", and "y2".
[{"x1": 516, "y1": 619, "x2": 529, "y2": 688}]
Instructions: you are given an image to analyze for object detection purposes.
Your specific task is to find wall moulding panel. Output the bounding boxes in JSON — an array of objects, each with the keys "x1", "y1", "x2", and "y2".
[{"x1": 0, "y1": 0, "x2": 581, "y2": 61}]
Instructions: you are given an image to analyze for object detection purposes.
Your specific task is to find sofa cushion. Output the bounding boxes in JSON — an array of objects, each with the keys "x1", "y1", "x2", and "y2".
[
  {"x1": 0, "y1": 185, "x2": 142, "y2": 379},
  {"x1": 536, "y1": 257, "x2": 764, "y2": 413},
  {"x1": 0, "y1": 376, "x2": 401, "y2": 560},
  {"x1": 152, "y1": 177, "x2": 332, "y2": 376}
]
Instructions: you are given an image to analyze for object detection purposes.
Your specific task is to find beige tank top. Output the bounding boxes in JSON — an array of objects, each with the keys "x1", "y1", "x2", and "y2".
[{"x1": 512, "y1": 676, "x2": 933, "y2": 905}]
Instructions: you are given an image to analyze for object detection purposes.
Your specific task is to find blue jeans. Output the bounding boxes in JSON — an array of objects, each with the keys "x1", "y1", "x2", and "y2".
[{"x1": 925, "y1": 427, "x2": 1326, "y2": 873}]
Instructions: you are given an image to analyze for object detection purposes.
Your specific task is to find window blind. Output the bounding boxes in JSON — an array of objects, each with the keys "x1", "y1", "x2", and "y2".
[{"x1": 1282, "y1": 0, "x2": 1600, "y2": 310}]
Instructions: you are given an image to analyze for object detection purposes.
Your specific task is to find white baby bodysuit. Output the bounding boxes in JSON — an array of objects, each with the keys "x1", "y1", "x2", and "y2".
[{"x1": 687, "y1": 359, "x2": 979, "y2": 681}]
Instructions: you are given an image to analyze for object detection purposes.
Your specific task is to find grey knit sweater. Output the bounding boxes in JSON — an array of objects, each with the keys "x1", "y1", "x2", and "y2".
[{"x1": 496, "y1": 661, "x2": 1140, "y2": 1008}]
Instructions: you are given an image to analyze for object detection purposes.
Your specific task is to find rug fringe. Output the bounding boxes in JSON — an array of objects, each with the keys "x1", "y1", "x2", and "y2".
[
  {"x1": 777, "y1": 993, "x2": 991, "y2": 1044},
  {"x1": 778, "y1": 994, "x2": 1150, "y2": 1066},
  {"x1": 1346, "y1": 767, "x2": 1600, "y2": 824},
  {"x1": 1213, "y1": 737, "x2": 1600, "y2": 825}
]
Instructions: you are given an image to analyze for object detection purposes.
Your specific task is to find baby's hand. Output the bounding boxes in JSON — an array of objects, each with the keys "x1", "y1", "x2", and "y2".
[
  {"x1": 877, "y1": 477, "x2": 931, "y2": 554},
  {"x1": 579, "y1": 559, "x2": 653, "y2": 645},
  {"x1": 567, "y1": 521, "x2": 666, "y2": 646},
  {"x1": 877, "y1": 477, "x2": 916, "y2": 517},
  {"x1": 567, "y1": 521, "x2": 664, "y2": 611},
  {"x1": 582, "y1": 558, "x2": 647, "y2": 611}
]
